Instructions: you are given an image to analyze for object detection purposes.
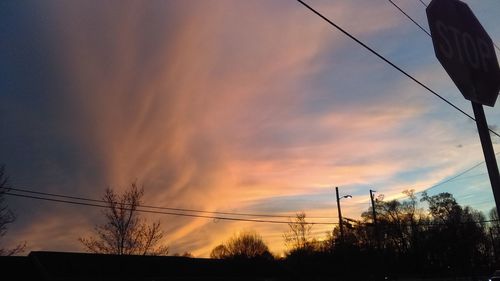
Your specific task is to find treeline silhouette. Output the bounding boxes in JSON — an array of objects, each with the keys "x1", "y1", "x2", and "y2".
[
  {"x1": 68, "y1": 184, "x2": 500, "y2": 280},
  {"x1": 2, "y1": 166, "x2": 500, "y2": 279},
  {"x1": 210, "y1": 189, "x2": 500, "y2": 279}
]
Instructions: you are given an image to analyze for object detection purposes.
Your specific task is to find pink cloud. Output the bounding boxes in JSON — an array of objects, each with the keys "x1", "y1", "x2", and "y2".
[{"x1": 5, "y1": 0, "x2": 494, "y2": 257}]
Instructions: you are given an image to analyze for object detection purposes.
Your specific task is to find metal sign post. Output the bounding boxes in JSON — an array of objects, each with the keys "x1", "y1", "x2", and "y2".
[{"x1": 472, "y1": 102, "x2": 500, "y2": 217}]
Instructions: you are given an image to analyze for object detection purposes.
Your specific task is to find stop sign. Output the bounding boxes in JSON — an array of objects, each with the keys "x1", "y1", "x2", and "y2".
[{"x1": 426, "y1": 0, "x2": 500, "y2": 107}]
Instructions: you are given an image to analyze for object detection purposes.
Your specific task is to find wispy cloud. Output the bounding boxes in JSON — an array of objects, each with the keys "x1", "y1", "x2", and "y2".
[{"x1": 1, "y1": 0, "x2": 497, "y2": 257}]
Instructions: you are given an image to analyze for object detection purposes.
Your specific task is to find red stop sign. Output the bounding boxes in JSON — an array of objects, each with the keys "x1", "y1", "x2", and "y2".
[{"x1": 426, "y1": 0, "x2": 500, "y2": 107}]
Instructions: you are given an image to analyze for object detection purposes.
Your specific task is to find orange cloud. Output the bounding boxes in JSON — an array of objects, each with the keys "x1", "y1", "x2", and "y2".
[{"x1": 4, "y1": 0, "x2": 493, "y2": 257}]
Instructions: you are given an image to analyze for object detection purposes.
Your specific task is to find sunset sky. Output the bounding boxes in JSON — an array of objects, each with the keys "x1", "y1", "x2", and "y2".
[{"x1": 1, "y1": 0, "x2": 500, "y2": 257}]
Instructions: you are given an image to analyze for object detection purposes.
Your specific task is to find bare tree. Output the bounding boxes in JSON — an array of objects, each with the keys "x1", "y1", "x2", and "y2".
[
  {"x1": 210, "y1": 231, "x2": 272, "y2": 259},
  {"x1": 283, "y1": 212, "x2": 313, "y2": 251},
  {"x1": 79, "y1": 182, "x2": 168, "y2": 255},
  {"x1": 210, "y1": 244, "x2": 229, "y2": 259},
  {"x1": 490, "y1": 208, "x2": 500, "y2": 232},
  {"x1": 0, "y1": 165, "x2": 26, "y2": 256},
  {"x1": 172, "y1": 251, "x2": 193, "y2": 258}
]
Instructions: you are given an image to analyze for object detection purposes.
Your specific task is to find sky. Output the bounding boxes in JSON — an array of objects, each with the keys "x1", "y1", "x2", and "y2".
[{"x1": 1, "y1": 0, "x2": 500, "y2": 257}]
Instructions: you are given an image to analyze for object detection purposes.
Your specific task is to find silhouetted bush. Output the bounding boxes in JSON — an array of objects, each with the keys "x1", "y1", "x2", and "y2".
[{"x1": 210, "y1": 231, "x2": 273, "y2": 260}]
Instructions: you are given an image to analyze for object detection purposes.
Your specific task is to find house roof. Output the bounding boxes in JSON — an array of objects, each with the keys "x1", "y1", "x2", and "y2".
[{"x1": 2, "y1": 251, "x2": 281, "y2": 281}]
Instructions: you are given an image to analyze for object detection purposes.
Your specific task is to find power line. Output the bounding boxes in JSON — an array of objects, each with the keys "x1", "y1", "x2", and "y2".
[
  {"x1": 387, "y1": 0, "x2": 430, "y2": 36},
  {"x1": 402, "y1": 219, "x2": 499, "y2": 227},
  {"x1": 4, "y1": 192, "x2": 339, "y2": 225},
  {"x1": 387, "y1": 163, "x2": 491, "y2": 202},
  {"x1": 442, "y1": 172, "x2": 487, "y2": 182},
  {"x1": 15, "y1": 189, "x2": 496, "y2": 232},
  {"x1": 362, "y1": 171, "x2": 490, "y2": 204},
  {"x1": 403, "y1": 1, "x2": 500, "y2": 56},
  {"x1": 328, "y1": 213, "x2": 499, "y2": 227},
  {"x1": 416, "y1": 151, "x2": 500, "y2": 195},
  {"x1": 396, "y1": 0, "x2": 500, "y2": 55},
  {"x1": 420, "y1": 160, "x2": 488, "y2": 193},
  {"x1": 460, "y1": 199, "x2": 494, "y2": 207},
  {"x1": 369, "y1": 152, "x2": 499, "y2": 203},
  {"x1": 384, "y1": 1, "x2": 500, "y2": 205},
  {"x1": 418, "y1": 0, "x2": 428, "y2": 8},
  {"x1": 7, "y1": 186, "x2": 337, "y2": 220},
  {"x1": 301, "y1": 0, "x2": 500, "y2": 141},
  {"x1": 296, "y1": 0, "x2": 500, "y2": 138}
]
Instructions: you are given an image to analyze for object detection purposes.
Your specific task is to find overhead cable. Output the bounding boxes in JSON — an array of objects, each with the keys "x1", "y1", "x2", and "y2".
[
  {"x1": 387, "y1": 0, "x2": 430, "y2": 36},
  {"x1": 7, "y1": 186, "x2": 337, "y2": 219},
  {"x1": 393, "y1": 0, "x2": 500, "y2": 53},
  {"x1": 296, "y1": 0, "x2": 500, "y2": 138},
  {"x1": 4, "y1": 192, "x2": 338, "y2": 225}
]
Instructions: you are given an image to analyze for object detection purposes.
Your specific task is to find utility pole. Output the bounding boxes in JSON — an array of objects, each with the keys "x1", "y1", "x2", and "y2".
[
  {"x1": 334, "y1": 187, "x2": 352, "y2": 242},
  {"x1": 370, "y1": 189, "x2": 380, "y2": 249},
  {"x1": 336, "y1": 187, "x2": 344, "y2": 241},
  {"x1": 370, "y1": 189, "x2": 384, "y2": 279}
]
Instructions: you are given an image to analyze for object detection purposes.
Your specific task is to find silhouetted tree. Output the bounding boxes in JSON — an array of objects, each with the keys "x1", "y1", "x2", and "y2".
[
  {"x1": 173, "y1": 251, "x2": 193, "y2": 258},
  {"x1": 210, "y1": 244, "x2": 229, "y2": 259},
  {"x1": 330, "y1": 217, "x2": 365, "y2": 249},
  {"x1": 272, "y1": 190, "x2": 495, "y2": 277},
  {"x1": 0, "y1": 165, "x2": 26, "y2": 256},
  {"x1": 283, "y1": 212, "x2": 314, "y2": 252},
  {"x1": 360, "y1": 190, "x2": 424, "y2": 251},
  {"x1": 489, "y1": 208, "x2": 500, "y2": 266},
  {"x1": 210, "y1": 231, "x2": 272, "y2": 259},
  {"x1": 421, "y1": 192, "x2": 460, "y2": 222},
  {"x1": 490, "y1": 208, "x2": 500, "y2": 232},
  {"x1": 79, "y1": 182, "x2": 168, "y2": 255},
  {"x1": 420, "y1": 192, "x2": 488, "y2": 274},
  {"x1": 181, "y1": 251, "x2": 193, "y2": 258}
]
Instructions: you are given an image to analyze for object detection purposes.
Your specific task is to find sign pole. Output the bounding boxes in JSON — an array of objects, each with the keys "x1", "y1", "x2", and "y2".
[{"x1": 471, "y1": 101, "x2": 500, "y2": 217}]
